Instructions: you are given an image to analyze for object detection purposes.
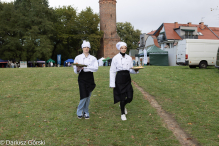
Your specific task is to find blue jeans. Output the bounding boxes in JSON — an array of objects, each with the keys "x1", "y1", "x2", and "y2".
[{"x1": 77, "y1": 92, "x2": 91, "y2": 116}]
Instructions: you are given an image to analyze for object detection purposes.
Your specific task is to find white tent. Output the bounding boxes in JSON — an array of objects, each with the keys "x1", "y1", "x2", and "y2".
[{"x1": 98, "y1": 57, "x2": 105, "y2": 66}]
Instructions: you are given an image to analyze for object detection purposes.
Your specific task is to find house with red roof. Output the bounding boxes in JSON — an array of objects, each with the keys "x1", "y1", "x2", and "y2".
[
  {"x1": 138, "y1": 32, "x2": 161, "y2": 50},
  {"x1": 135, "y1": 22, "x2": 219, "y2": 66},
  {"x1": 147, "y1": 22, "x2": 219, "y2": 50}
]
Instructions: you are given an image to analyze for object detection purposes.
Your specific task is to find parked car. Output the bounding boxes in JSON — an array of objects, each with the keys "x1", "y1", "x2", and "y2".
[
  {"x1": 176, "y1": 39, "x2": 219, "y2": 68},
  {"x1": 215, "y1": 48, "x2": 219, "y2": 69}
]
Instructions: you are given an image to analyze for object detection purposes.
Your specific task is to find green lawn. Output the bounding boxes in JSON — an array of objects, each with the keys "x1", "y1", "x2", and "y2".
[
  {"x1": 0, "y1": 67, "x2": 179, "y2": 146},
  {"x1": 131, "y1": 66, "x2": 219, "y2": 145}
]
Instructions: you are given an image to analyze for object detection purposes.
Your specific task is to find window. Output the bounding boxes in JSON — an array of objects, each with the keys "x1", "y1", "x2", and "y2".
[
  {"x1": 197, "y1": 32, "x2": 203, "y2": 36},
  {"x1": 185, "y1": 31, "x2": 193, "y2": 36},
  {"x1": 184, "y1": 31, "x2": 194, "y2": 39},
  {"x1": 141, "y1": 37, "x2": 145, "y2": 46}
]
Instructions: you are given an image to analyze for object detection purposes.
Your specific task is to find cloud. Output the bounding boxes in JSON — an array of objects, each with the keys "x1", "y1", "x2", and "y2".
[{"x1": 2, "y1": 0, "x2": 219, "y2": 33}]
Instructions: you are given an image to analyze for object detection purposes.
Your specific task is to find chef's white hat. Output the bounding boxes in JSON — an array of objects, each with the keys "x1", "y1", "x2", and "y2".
[
  {"x1": 81, "y1": 40, "x2": 91, "y2": 49},
  {"x1": 116, "y1": 42, "x2": 127, "y2": 50}
]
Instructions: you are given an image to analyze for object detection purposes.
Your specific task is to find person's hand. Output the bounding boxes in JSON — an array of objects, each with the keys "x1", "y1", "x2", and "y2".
[{"x1": 77, "y1": 66, "x2": 83, "y2": 72}]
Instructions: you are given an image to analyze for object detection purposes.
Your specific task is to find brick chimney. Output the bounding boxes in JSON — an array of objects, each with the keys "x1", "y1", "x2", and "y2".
[
  {"x1": 188, "y1": 22, "x2": 192, "y2": 27},
  {"x1": 199, "y1": 22, "x2": 204, "y2": 30},
  {"x1": 174, "y1": 22, "x2": 178, "y2": 28}
]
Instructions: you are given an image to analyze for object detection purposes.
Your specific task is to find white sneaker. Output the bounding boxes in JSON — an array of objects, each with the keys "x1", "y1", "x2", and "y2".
[
  {"x1": 121, "y1": 114, "x2": 127, "y2": 121},
  {"x1": 119, "y1": 105, "x2": 128, "y2": 115}
]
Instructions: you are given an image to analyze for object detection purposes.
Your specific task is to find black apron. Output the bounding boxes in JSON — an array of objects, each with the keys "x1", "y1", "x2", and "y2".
[
  {"x1": 113, "y1": 70, "x2": 133, "y2": 104},
  {"x1": 78, "y1": 70, "x2": 96, "y2": 100}
]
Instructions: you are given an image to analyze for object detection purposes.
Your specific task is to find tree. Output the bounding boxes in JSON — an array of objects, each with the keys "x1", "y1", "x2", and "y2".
[
  {"x1": 52, "y1": 6, "x2": 78, "y2": 61},
  {"x1": 0, "y1": 2, "x2": 24, "y2": 61},
  {"x1": 117, "y1": 22, "x2": 141, "y2": 53},
  {"x1": 15, "y1": 0, "x2": 56, "y2": 61},
  {"x1": 0, "y1": 0, "x2": 56, "y2": 61},
  {"x1": 77, "y1": 7, "x2": 103, "y2": 56},
  {"x1": 0, "y1": 2, "x2": 103, "y2": 62},
  {"x1": 53, "y1": 6, "x2": 103, "y2": 61}
]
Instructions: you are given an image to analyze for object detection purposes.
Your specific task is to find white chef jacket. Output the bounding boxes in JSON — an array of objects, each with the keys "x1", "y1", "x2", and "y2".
[
  {"x1": 73, "y1": 53, "x2": 98, "y2": 74},
  {"x1": 110, "y1": 53, "x2": 139, "y2": 88}
]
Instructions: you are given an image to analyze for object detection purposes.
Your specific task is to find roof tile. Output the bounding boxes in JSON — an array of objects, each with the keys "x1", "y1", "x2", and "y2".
[
  {"x1": 147, "y1": 30, "x2": 156, "y2": 35},
  {"x1": 209, "y1": 27, "x2": 219, "y2": 38},
  {"x1": 152, "y1": 36, "x2": 161, "y2": 48},
  {"x1": 159, "y1": 23, "x2": 219, "y2": 40},
  {"x1": 163, "y1": 23, "x2": 182, "y2": 40}
]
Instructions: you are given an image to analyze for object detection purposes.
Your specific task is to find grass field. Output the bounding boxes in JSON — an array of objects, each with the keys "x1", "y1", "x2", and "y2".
[
  {"x1": 0, "y1": 67, "x2": 179, "y2": 146},
  {"x1": 131, "y1": 66, "x2": 219, "y2": 145}
]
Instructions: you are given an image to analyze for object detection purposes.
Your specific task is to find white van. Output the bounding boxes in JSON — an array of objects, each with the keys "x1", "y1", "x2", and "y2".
[{"x1": 176, "y1": 39, "x2": 219, "y2": 68}]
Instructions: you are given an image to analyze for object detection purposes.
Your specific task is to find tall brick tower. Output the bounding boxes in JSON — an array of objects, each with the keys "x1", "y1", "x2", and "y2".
[{"x1": 98, "y1": 0, "x2": 120, "y2": 59}]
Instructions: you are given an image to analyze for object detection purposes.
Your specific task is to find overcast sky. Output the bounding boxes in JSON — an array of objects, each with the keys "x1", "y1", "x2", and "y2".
[{"x1": 2, "y1": 0, "x2": 219, "y2": 33}]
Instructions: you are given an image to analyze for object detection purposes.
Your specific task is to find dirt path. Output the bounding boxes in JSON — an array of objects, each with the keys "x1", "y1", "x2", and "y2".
[{"x1": 132, "y1": 81, "x2": 201, "y2": 146}]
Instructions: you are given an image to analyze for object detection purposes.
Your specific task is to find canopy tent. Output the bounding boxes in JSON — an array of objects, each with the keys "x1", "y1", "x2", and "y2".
[
  {"x1": 64, "y1": 59, "x2": 74, "y2": 67},
  {"x1": 108, "y1": 59, "x2": 112, "y2": 66},
  {"x1": 0, "y1": 59, "x2": 8, "y2": 68},
  {"x1": 102, "y1": 57, "x2": 111, "y2": 63},
  {"x1": 98, "y1": 57, "x2": 105, "y2": 66},
  {"x1": 0, "y1": 59, "x2": 8, "y2": 63},
  {"x1": 149, "y1": 53, "x2": 169, "y2": 66},
  {"x1": 46, "y1": 59, "x2": 55, "y2": 63},
  {"x1": 28, "y1": 59, "x2": 45, "y2": 64},
  {"x1": 146, "y1": 45, "x2": 168, "y2": 55},
  {"x1": 147, "y1": 45, "x2": 168, "y2": 66},
  {"x1": 135, "y1": 45, "x2": 168, "y2": 66},
  {"x1": 102, "y1": 57, "x2": 111, "y2": 66},
  {"x1": 64, "y1": 59, "x2": 74, "y2": 63},
  {"x1": 27, "y1": 59, "x2": 45, "y2": 67},
  {"x1": 36, "y1": 59, "x2": 45, "y2": 64},
  {"x1": 135, "y1": 45, "x2": 168, "y2": 57}
]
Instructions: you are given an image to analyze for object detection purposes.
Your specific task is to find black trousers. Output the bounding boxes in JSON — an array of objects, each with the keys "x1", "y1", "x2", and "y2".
[
  {"x1": 120, "y1": 93, "x2": 133, "y2": 114},
  {"x1": 113, "y1": 70, "x2": 133, "y2": 114}
]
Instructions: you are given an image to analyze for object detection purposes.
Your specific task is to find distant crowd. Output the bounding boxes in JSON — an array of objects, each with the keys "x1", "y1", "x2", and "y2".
[
  {"x1": 64, "y1": 62, "x2": 73, "y2": 67},
  {"x1": 6, "y1": 61, "x2": 20, "y2": 68},
  {"x1": 3, "y1": 60, "x2": 140, "y2": 68},
  {"x1": 47, "y1": 61, "x2": 55, "y2": 67}
]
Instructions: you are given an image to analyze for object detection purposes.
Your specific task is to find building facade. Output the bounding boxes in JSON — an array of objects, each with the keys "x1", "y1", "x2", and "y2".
[{"x1": 151, "y1": 22, "x2": 219, "y2": 50}]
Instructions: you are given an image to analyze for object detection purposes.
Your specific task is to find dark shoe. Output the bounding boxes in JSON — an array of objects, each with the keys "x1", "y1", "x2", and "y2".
[
  {"x1": 84, "y1": 113, "x2": 90, "y2": 119},
  {"x1": 77, "y1": 115, "x2": 83, "y2": 119},
  {"x1": 85, "y1": 115, "x2": 90, "y2": 119}
]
